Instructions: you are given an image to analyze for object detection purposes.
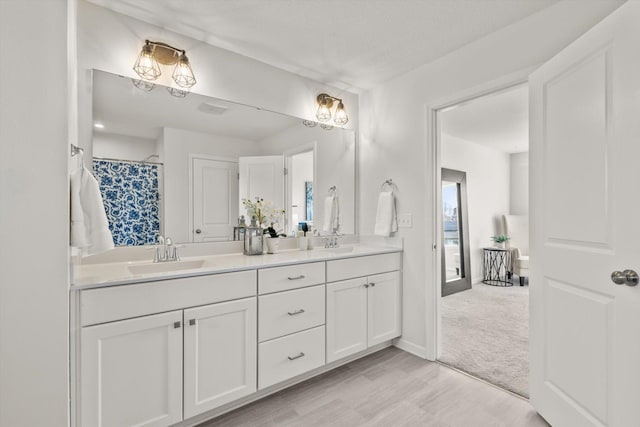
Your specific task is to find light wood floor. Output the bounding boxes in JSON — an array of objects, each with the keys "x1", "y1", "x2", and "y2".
[{"x1": 199, "y1": 347, "x2": 549, "y2": 427}]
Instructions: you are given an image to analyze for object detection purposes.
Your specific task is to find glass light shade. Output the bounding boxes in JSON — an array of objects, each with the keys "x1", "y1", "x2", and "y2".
[
  {"x1": 133, "y1": 44, "x2": 161, "y2": 81},
  {"x1": 131, "y1": 78, "x2": 155, "y2": 92},
  {"x1": 166, "y1": 87, "x2": 189, "y2": 98},
  {"x1": 316, "y1": 101, "x2": 332, "y2": 122},
  {"x1": 333, "y1": 101, "x2": 349, "y2": 126},
  {"x1": 172, "y1": 53, "x2": 196, "y2": 88}
]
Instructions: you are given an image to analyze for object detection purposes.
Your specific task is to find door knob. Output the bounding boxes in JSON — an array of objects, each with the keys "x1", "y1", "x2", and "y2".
[
  {"x1": 195, "y1": 229, "x2": 202, "y2": 234},
  {"x1": 611, "y1": 269, "x2": 639, "y2": 286}
]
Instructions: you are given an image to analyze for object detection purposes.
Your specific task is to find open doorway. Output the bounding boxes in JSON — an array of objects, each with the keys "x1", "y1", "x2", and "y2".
[{"x1": 436, "y1": 83, "x2": 530, "y2": 397}]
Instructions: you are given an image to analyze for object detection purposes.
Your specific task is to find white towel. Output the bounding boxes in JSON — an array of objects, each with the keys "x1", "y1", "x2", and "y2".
[
  {"x1": 374, "y1": 191, "x2": 398, "y2": 237},
  {"x1": 322, "y1": 195, "x2": 340, "y2": 233},
  {"x1": 70, "y1": 167, "x2": 114, "y2": 256}
]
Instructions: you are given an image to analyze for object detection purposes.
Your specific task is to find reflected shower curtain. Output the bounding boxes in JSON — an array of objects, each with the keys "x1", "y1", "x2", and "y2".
[{"x1": 93, "y1": 160, "x2": 161, "y2": 246}]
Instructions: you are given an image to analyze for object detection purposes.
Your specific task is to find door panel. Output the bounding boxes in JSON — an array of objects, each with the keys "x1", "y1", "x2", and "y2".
[
  {"x1": 183, "y1": 298, "x2": 257, "y2": 418},
  {"x1": 238, "y1": 155, "x2": 284, "y2": 216},
  {"x1": 192, "y1": 158, "x2": 238, "y2": 242},
  {"x1": 367, "y1": 271, "x2": 402, "y2": 346},
  {"x1": 81, "y1": 311, "x2": 183, "y2": 427},
  {"x1": 530, "y1": 2, "x2": 640, "y2": 426},
  {"x1": 326, "y1": 277, "x2": 368, "y2": 363}
]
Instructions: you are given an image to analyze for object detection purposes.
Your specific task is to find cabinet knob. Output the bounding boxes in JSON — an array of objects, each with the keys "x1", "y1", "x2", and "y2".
[
  {"x1": 364, "y1": 284, "x2": 369, "y2": 288},
  {"x1": 370, "y1": 283, "x2": 376, "y2": 287},
  {"x1": 195, "y1": 229, "x2": 202, "y2": 234}
]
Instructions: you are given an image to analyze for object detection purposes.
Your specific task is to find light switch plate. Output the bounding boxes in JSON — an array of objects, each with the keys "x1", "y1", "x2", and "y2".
[{"x1": 398, "y1": 213, "x2": 412, "y2": 228}]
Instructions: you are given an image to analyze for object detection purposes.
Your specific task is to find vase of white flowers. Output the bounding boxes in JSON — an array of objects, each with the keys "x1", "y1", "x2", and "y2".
[{"x1": 241, "y1": 197, "x2": 285, "y2": 255}]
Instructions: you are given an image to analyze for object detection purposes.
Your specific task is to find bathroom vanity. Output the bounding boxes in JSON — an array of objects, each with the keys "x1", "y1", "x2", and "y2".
[{"x1": 71, "y1": 243, "x2": 402, "y2": 427}]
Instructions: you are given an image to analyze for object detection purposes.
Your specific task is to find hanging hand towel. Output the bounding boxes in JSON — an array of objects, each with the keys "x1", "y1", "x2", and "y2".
[
  {"x1": 374, "y1": 191, "x2": 398, "y2": 237},
  {"x1": 70, "y1": 166, "x2": 114, "y2": 256},
  {"x1": 322, "y1": 195, "x2": 340, "y2": 233}
]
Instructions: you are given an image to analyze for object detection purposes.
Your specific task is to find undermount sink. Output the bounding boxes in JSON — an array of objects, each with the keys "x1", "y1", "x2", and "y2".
[
  {"x1": 128, "y1": 259, "x2": 206, "y2": 275},
  {"x1": 318, "y1": 246, "x2": 355, "y2": 254}
]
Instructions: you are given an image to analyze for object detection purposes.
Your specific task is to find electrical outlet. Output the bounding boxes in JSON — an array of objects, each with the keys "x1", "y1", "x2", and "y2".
[{"x1": 398, "y1": 213, "x2": 413, "y2": 228}]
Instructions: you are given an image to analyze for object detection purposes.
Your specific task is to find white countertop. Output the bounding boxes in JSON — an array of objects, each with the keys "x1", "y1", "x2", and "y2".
[{"x1": 71, "y1": 244, "x2": 402, "y2": 290}]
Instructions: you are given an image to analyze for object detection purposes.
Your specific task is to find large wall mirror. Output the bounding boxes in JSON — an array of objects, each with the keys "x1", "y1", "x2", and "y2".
[{"x1": 90, "y1": 70, "x2": 356, "y2": 246}]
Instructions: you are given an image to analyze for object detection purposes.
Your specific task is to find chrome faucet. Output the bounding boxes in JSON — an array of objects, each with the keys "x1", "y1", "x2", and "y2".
[
  {"x1": 324, "y1": 233, "x2": 340, "y2": 248},
  {"x1": 154, "y1": 236, "x2": 180, "y2": 263}
]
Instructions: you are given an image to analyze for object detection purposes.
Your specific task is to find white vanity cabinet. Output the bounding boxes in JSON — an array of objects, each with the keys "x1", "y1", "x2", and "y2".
[
  {"x1": 326, "y1": 253, "x2": 402, "y2": 363},
  {"x1": 79, "y1": 270, "x2": 257, "y2": 426},
  {"x1": 75, "y1": 248, "x2": 403, "y2": 426}
]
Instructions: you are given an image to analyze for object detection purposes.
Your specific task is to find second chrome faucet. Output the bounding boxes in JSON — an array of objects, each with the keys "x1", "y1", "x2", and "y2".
[{"x1": 154, "y1": 236, "x2": 180, "y2": 263}]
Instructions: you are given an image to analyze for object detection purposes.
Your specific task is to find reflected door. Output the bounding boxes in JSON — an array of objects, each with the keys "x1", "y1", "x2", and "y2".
[
  {"x1": 238, "y1": 156, "x2": 284, "y2": 224},
  {"x1": 192, "y1": 158, "x2": 238, "y2": 242},
  {"x1": 441, "y1": 168, "x2": 471, "y2": 297}
]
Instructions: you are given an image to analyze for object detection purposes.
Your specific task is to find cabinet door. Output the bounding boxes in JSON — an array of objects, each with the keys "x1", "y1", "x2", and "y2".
[
  {"x1": 367, "y1": 271, "x2": 402, "y2": 347},
  {"x1": 183, "y1": 297, "x2": 257, "y2": 418},
  {"x1": 326, "y1": 277, "x2": 368, "y2": 363},
  {"x1": 81, "y1": 311, "x2": 183, "y2": 427}
]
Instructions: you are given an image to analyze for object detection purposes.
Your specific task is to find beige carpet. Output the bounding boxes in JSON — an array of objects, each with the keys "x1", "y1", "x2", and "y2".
[{"x1": 439, "y1": 282, "x2": 529, "y2": 397}]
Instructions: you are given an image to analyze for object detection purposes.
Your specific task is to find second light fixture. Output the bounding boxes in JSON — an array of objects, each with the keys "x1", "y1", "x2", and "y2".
[{"x1": 316, "y1": 93, "x2": 348, "y2": 126}]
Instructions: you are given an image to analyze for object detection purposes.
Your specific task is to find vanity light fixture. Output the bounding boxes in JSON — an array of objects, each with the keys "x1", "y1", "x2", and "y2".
[
  {"x1": 315, "y1": 93, "x2": 349, "y2": 126},
  {"x1": 133, "y1": 40, "x2": 197, "y2": 89}
]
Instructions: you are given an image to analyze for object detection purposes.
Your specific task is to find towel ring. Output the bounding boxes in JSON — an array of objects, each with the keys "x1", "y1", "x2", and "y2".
[
  {"x1": 381, "y1": 179, "x2": 396, "y2": 191},
  {"x1": 328, "y1": 185, "x2": 337, "y2": 196}
]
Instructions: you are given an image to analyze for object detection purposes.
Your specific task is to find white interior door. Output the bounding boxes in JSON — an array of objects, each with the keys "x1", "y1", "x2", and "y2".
[
  {"x1": 238, "y1": 156, "x2": 284, "y2": 221},
  {"x1": 529, "y1": 3, "x2": 640, "y2": 426},
  {"x1": 192, "y1": 158, "x2": 238, "y2": 242}
]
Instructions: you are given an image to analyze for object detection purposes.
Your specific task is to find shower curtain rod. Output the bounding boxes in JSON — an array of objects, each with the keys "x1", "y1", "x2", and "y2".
[{"x1": 93, "y1": 156, "x2": 164, "y2": 166}]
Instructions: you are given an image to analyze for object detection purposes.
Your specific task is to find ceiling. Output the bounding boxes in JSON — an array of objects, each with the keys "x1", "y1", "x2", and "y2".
[
  {"x1": 440, "y1": 84, "x2": 528, "y2": 154},
  {"x1": 93, "y1": 70, "x2": 303, "y2": 141},
  {"x1": 86, "y1": 0, "x2": 560, "y2": 91}
]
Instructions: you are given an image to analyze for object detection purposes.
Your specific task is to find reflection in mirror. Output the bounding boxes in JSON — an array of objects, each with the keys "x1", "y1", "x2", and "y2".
[
  {"x1": 441, "y1": 168, "x2": 471, "y2": 297},
  {"x1": 90, "y1": 70, "x2": 356, "y2": 246}
]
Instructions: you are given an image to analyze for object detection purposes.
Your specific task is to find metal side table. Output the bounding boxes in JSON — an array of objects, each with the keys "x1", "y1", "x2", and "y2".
[{"x1": 482, "y1": 247, "x2": 512, "y2": 286}]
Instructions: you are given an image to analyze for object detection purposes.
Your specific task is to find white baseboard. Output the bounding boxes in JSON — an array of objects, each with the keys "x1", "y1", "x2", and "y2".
[{"x1": 393, "y1": 338, "x2": 427, "y2": 359}]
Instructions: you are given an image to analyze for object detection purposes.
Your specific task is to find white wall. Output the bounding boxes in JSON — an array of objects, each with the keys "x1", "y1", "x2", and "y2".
[
  {"x1": 162, "y1": 127, "x2": 258, "y2": 242},
  {"x1": 510, "y1": 152, "x2": 529, "y2": 215},
  {"x1": 93, "y1": 132, "x2": 159, "y2": 161},
  {"x1": 0, "y1": 1, "x2": 70, "y2": 426},
  {"x1": 442, "y1": 134, "x2": 510, "y2": 284},
  {"x1": 360, "y1": 0, "x2": 624, "y2": 358}
]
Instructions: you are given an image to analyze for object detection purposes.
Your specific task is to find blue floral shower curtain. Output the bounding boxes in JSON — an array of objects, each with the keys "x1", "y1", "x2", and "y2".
[{"x1": 93, "y1": 159, "x2": 161, "y2": 246}]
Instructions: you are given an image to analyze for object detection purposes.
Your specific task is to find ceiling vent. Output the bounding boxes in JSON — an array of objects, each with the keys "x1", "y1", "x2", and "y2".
[{"x1": 198, "y1": 102, "x2": 228, "y2": 115}]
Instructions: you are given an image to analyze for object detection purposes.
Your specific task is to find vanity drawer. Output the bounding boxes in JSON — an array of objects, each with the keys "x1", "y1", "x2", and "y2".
[
  {"x1": 80, "y1": 270, "x2": 256, "y2": 326},
  {"x1": 258, "y1": 262, "x2": 325, "y2": 294},
  {"x1": 259, "y1": 285, "x2": 325, "y2": 342},
  {"x1": 326, "y1": 252, "x2": 401, "y2": 283},
  {"x1": 258, "y1": 326, "x2": 325, "y2": 389}
]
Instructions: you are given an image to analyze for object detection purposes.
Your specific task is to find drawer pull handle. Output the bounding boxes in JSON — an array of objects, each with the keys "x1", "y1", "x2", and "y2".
[
  {"x1": 287, "y1": 352, "x2": 305, "y2": 361},
  {"x1": 287, "y1": 309, "x2": 305, "y2": 316},
  {"x1": 287, "y1": 275, "x2": 305, "y2": 280}
]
